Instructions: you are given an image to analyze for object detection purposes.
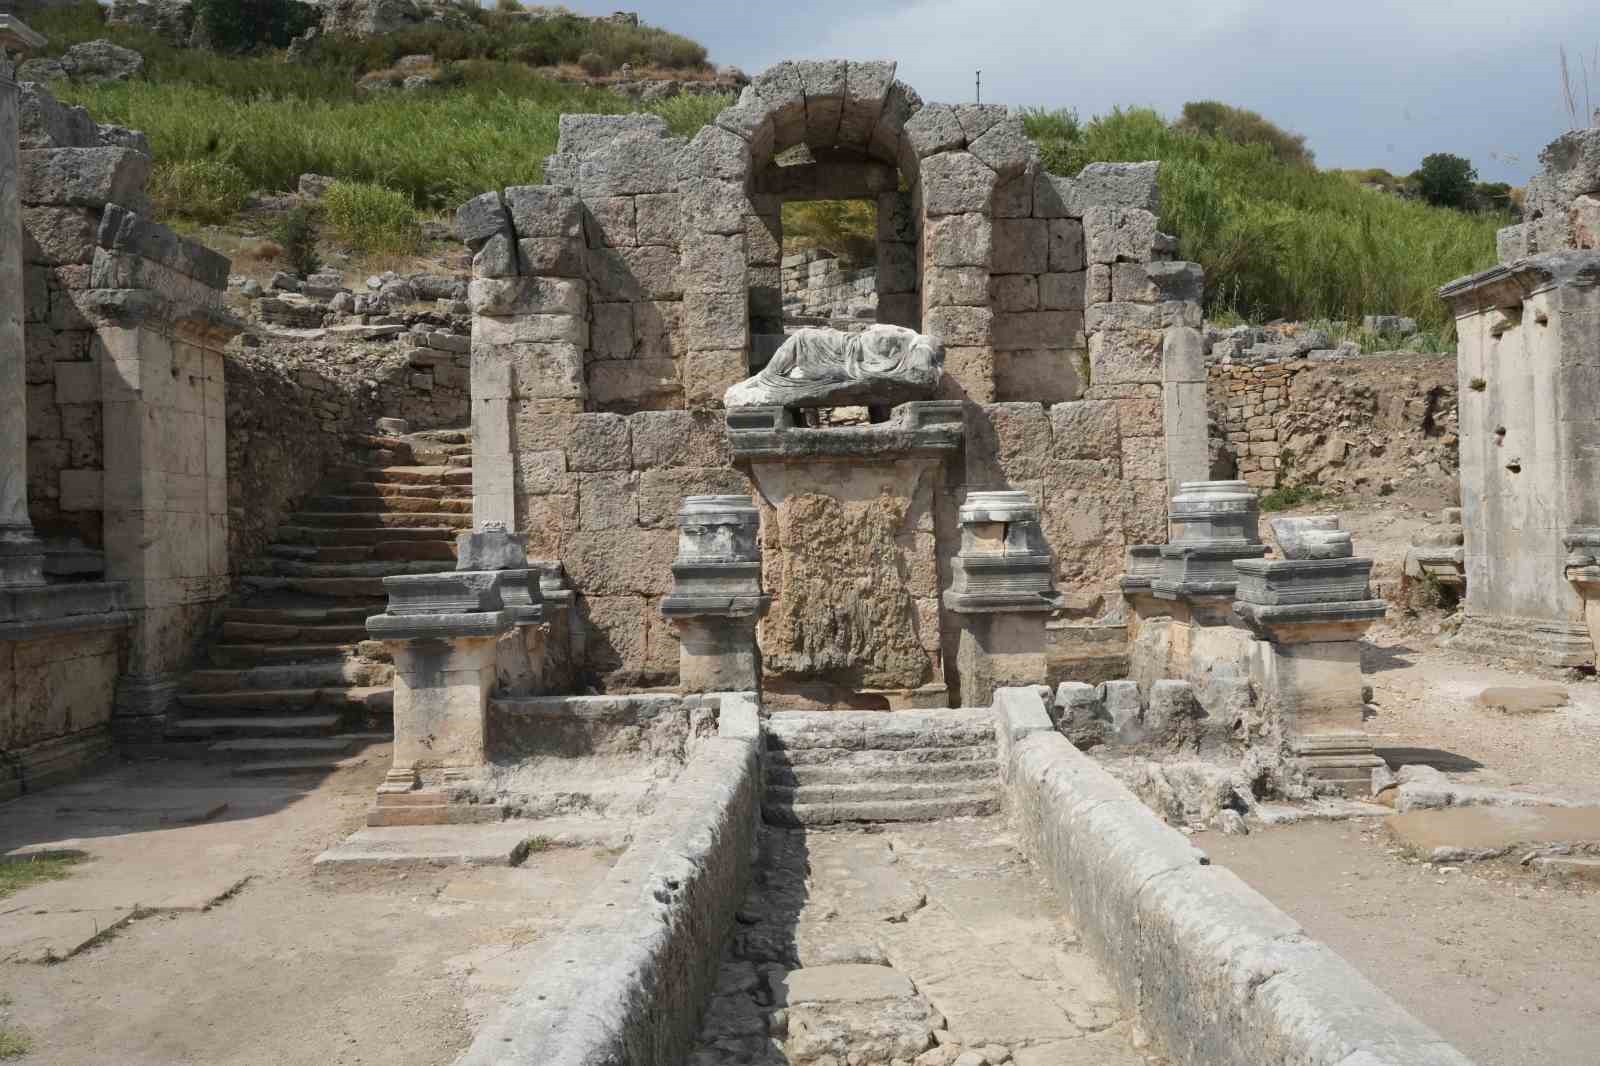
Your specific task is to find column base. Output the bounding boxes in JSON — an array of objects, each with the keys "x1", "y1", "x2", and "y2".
[
  {"x1": 0, "y1": 528, "x2": 46, "y2": 588},
  {"x1": 112, "y1": 674, "x2": 179, "y2": 738},
  {"x1": 674, "y1": 616, "x2": 761, "y2": 694}
]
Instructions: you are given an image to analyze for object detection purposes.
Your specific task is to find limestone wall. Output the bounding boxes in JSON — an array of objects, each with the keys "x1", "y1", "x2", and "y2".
[
  {"x1": 462, "y1": 60, "x2": 1209, "y2": 697},
  {"x1": 0, "y1": 625, "x2": 122, "y2": 800},
  {"x1": 780, "y1": 249, "x2": 877, "y2": 321}
]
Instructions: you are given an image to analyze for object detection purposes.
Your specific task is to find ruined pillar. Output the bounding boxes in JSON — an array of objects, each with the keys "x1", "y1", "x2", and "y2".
[
  {"x1": 1441, "y1": 252, "x2": 1600, "y2": 667},
  {"x1": 660, "y1": 495, "x2": 769, "y2": 693},
  {"x1": 945, "y1": 490, "x2": 1061, "y2": 707},
  {"x1": 1151, "y1": 480, "x2": 1269, "y2": 625},
  {"x1": 0, "y1": 19, "x2": 47, "y2": 588},
  {"x1": 1234, "y1": 516, "x2": 1387, "y2": 794}
]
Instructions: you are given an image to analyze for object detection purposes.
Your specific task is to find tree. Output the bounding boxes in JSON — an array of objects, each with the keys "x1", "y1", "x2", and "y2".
[
  {"x1": 1175, "y1": 101, "x2": 1315, "y2": 168},
  {"x1": 1413, "y1": 153, "x2": 1478, "y2": 210}
]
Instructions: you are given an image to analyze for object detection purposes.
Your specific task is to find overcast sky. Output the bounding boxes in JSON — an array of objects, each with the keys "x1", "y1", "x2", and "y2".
[{"x1": 587, "y1": 0, "x2": 1597, "y2": 185}]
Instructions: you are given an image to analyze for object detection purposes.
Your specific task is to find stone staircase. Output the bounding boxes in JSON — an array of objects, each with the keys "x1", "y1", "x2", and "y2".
[
  {"x1": 165, "y1": 427, "x2": 473, "y2": 773},
  {"x1": 762, "y1": 708, "x2": 1002, "y2": 826}
]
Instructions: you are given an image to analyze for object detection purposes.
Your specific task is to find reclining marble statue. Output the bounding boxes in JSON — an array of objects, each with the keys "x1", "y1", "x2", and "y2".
[{"x1": 724, "y1": 324, "x2": 945, "y2": 408}]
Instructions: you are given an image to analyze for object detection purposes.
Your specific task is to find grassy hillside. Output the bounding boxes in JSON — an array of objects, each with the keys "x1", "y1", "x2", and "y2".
[
  {"x1": 1024, "y1": 107, "x2": 1504, "y2": 334},
  {"x1": 25, "y1": 2, "x2": 728, "y2": 208}
]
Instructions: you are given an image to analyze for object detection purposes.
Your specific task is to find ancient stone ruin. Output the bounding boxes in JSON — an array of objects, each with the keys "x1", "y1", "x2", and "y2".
[{"x1": 0, "y1": 34, "x2": 1533, "y2": 1066}]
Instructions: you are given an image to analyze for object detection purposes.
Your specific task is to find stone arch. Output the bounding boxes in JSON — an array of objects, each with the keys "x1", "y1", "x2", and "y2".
[{"x1": 673, "y1": 59, "x2": 1048, "y2": 404}]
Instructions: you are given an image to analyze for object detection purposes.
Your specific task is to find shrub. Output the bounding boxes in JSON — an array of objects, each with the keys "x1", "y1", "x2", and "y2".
[
  {"x1": 783, "y1": 199, "x2": 877, "y2": 267},
  {"x1": 1260, "y1": 484, "x2": 1324, "y2": 512},
  {"x1": 1413, "y1": 152, "x2": 1477, "y2": 210},
  {"x1": 148, "y1": 158, "x2": 251, "y2": 224},
  {"x1": 494, "y1": 0, "x2": 521, "y2": 11},
  {"x1": 1176, "y1": 100, "x2": 1315, "y2": 169},
  {"x1": 273, "y1": 204, "x2": 322, "y2": 276},
  {"x1": 192, "y1": 0, "x2": 318, "y2": 52},
  {"x1": 577, "y1": 50, "x2": 609, "y2": 77},
  {"x1": 321, "y1": 181, "x2": 422, "y2": 255}
]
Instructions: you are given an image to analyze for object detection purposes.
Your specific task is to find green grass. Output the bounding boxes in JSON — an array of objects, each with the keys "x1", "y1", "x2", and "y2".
[
  {"x1": 22, "y1": 2, "x2": 727, "y2": 214},
  {"x1": 1024, "y1": 106, "x2": 1506, "y2": 335},
  {"x1": 321, "y1": 180, "x2": 422, "y2": 255},
  {"x1": 1259, "y1": 484, "x2": 1326, "y2": 512},
  {"x1": 0, "y1": 1026, "x2": 30, "y2": 1060},
  {"x1": 0, "y1": 854, "x2": 85, "y2": 901},
  {"x1": 150, "y1": 159, "x2": 252, "y2": 225}
]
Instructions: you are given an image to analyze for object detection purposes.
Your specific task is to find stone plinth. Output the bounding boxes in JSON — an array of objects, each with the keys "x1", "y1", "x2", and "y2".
[
  {"x1": 1235, "y1": 516, "x2": 1386, "y2": 794},
  {"x1": 734, "y1": 404, "x2": 961, "y2": 707},
  {"x1": 660, "y1": 495, "x2": 769, "y2": 693},
  {"x1": 945, "y1": 490, "x2": 1061, "y2": 706},
  {"x1": 1149, "y1": 481, "x2": 1268, "y2": 624}
]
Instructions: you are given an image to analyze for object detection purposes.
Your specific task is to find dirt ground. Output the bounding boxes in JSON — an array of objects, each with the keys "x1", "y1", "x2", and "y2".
[
  {"x1": 1196, "y1": 578, "x2": 1600, "y2": 1066},
  {"x1": 0, "y1": 749, "x2": 615, "y2": 1066}
]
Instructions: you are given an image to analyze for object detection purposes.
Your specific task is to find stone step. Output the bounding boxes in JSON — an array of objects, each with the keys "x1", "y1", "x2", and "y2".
[
  {"x1": 326, "y1": 465, "x2": 472, "y2": 487},
  {"x1": 365, "y1": 803, "x2": 503, "y2": 828},
  {"x1": 764, "y1": 709, "x2": 997, "y2": 752},
  {"x1": 291, "y1": 511, "x2": 474, "y2": 530},
  {"x1": 301, "y1": 495, "x2": 473, "y2": 514},
  {"x1": 762, "y1": 790, "x2": 1003, "y2": 827},
  {"x1": 223, "y1": 605, "x2": 378, "y2": 626},
  {"x1": 330, "y1": 482, "x2": 464, "y2": 500},
  {"x1": 229, "y1": 754, "x2": 368, "y2": 777},
  {"x1": 182, "y1": 661, "x2": 392, "y2": 693},
  {"x1": 166, "y1": 715, "x2": 343, "y2": 739},
  {"x1": 246, "y1": 558, "x2": 457, "y2": 579},
  {"x1": 207, "y1": 643, "x2": 359, "y2": 668},
  {"x1": 175, "y1": 686, "x2": 391, "y2": 713},
  {"x1": 209, "y1": 737, "x2": 355, "y2": 757},
  {"x1": 276, "y1": 525, "x2": 461, "y2": 547},
  {"x1": 764, "y1": 743, "x2": 998, "y2": 769},
  {"x1": 446, "y1": 454, "x2": 472, "y2": 468},
  {"x1": 764, "y1": 756, "x2": 998, "y2": 787},
  {"x1": 221, "y1": 621, "x2": 369, "y2": 644},
  {"x1": 768, "y1": 778, "x2": 998, "y2": 805},
  {"x1": 240, "y1": 575, "x2": 387, "y2": 598}
]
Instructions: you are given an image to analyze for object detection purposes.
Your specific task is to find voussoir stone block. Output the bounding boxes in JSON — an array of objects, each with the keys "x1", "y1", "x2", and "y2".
[
  {"x1": 967, "y1": 117, "x2": 1039, "y2": 178},
  {"x1": 678, "y1": 124, "x2": 752, "y2": 183},
  {"x1": 799, "y1": 59, "x2": 848, "y2": 146},
  {"x1": 869, "y1": 80, "x2": 922, "y2": 166},
  {"x1": 838, "y1": 59, "x2": 897, "y2": 148},
  {"x1": 752, "y1": 62, "x2": 808, "y2": 145},
  {"x1": 903, "y1": 103, "x2": 966, "y2": 158}
]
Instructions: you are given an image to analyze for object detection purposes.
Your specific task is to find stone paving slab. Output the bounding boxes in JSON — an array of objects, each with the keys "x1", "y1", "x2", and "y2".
[
  {"x1": 313, "y1": 818, "x2": 625, "y2": 870},
  {"x1": 1387, "y1": 805, "x2": 1600, "y2": 861},
  {"x1": 0, "y1": 907, "x2": 133, "y2": 963}
]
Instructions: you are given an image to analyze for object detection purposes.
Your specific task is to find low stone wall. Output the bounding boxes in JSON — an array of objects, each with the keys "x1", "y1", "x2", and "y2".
[
  {"x1": 1207, "y1": 350, "x2": 1458, "y2": 492},
  {"x1": 456, "y1": 693, "x2": 761, "y2": 1066},
  {"x1": 994, "y1": 687, "x2": 1475, "y2": 1066},
  {"x1": 780, "y1": 250, "x2": 878, "y2": 320}
]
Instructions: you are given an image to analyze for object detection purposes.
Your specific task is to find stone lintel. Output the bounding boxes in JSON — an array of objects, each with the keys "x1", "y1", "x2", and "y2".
[
  {"x1": 1438, "y1": 249, "x2": 1600, "y2": 314},
  {"x1": 77, "y1": 288, "x2": 243, "y2": 346},
  {"x1": 727, "y1": 400, "x2": 964, "y2": 463}
]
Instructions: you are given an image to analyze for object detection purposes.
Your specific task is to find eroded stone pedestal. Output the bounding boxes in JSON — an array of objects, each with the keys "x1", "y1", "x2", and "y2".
[{"x1": 660, "y1": 495, "x2": 769, "y2": 693}]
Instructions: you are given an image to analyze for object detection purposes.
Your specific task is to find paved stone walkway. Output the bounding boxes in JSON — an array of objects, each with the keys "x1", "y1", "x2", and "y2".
[{"x1": 688, "y1": 815, "x2": 1164, "y2": 1065}]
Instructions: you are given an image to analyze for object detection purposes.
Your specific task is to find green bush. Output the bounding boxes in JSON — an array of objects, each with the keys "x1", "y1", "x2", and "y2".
[
  {"x1": 273, "y1": 204, "x2": 322, "y2": 276},
  {"x1": 1176, "y1": 100, "x2": 1315, "y2": 168},
  {"x1": 1413, "y1": 152, "x2": 1477, "y2": 210},
  {"x1": 148, "y1": 158, "x2": 251, "y2": 224},
  {"x1": 783, "y1": 199, "x2": 877, "y2": 267},
  {"x1": 192, "y1": 0, "x2": 317, "y2": 52},
  {"x1": 577, "y1": 50, "x2": 609, "y2": 76},
  {"x1": 321, "y1": 181, "x2": 422, "y2": 255},
  {"x1": 1023, "y1": 106, "x2": 1503, "y2": 334}
]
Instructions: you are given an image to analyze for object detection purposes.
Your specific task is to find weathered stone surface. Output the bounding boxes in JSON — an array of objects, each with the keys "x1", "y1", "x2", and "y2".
[
  {"x1": 1087, "y1": 328, "x2": 1164, "y2": 386},
  {"x1": 1050, "y1": 400, "x2": 1120, "y2": 459},
  {"x1": 678, "y1": 178, "x2": 746, "y2": 235},
  {"x1": 992, "y1": 310, "x2": 1083, "y2": 352},
  {"x1": 1083, "y1": 207, "x2": 1160, "y2": 265},
  {"x1": 921, "y1": 151, "x2": 998, "y2": 216},
  {"x1": 684, "y1": 290, "x2": 747, "y2": 350},
  {"x1": 588, "y1": 245, "x2": 683, "y2": 302},
  {"x1": 631, "y1": 409, "x2": 729, "y2": 469},
  {"x1": 681, "y1": 230, "x2": 745, "y2": 294},
  {"x1": 588, "y1": 359, "x2": 681, "y2": 409},
  {"x1": 467, "y1": 276, "x2": 584, "y2": 316},
  {"x1": 635, "y1": 192, "x2": 680, "y2": 246},
  {"x1": 924, "y1": 266, "x2": 988, "y2": 308},
  {"x1": 926, "y1": 213, "x2": 991, "y2": 267},
  {"x1": 925, "y1": 305, "x2": 993, "y2": 347},
  {"x1": 903, "y1": 104, "x2": 966, "y2": 158},
  {"x1": 967, "y1": 117, "x2": 1038, "y2": 178},
  {"x1": 1112, "y1": 260, "x2": 1203, "y2": 303},
  {"x1": 503, "y1": 185, "x2": 582, "y2": 240},
  {"x1": 1039, "y1": 271, "x2": 1086, "y2": 311},
  {"x1": 567, "y1": 413, "x2": 631, "y2": 472},
  {"x1": 993, "y1": 218, "x2": 1048, "y2": 274},
  {"x1": 19, "y1": 147, "x2": 150, "y2": 211},
  {"x1": 456, "y1": 190, "x2": 510, "y2": 247}
]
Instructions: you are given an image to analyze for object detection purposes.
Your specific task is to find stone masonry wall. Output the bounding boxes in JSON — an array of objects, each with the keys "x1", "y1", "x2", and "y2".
[
  {"x1": 780, "y1": 249, "x2": 877, "y2": 321},
  {"x1": 1207, "y1": 351, "x2": 1458, "y2": 494},
  {"x1": 462, "y1": 62, "x2": 1209, "y2": 692}
]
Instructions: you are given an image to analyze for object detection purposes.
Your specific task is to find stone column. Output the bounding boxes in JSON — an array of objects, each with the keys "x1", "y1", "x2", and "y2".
[
  {"x1": 945, "y1": 490, "x2": 1062, "y2": 707},
  {"x1": 660, "y1": 495, "x2": 769, "y2": 693},
  {"x1": 0, "y1": 19, "x2": 47, "y2": 588},
  {"x1": 1234, "y1": 516, "x2": 1387, "y2": 795}
]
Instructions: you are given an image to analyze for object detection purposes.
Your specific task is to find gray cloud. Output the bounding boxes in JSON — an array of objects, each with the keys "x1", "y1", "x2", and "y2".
[{"x1": 606, "y1": 0, "x2": 1594, "y2": 183}]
